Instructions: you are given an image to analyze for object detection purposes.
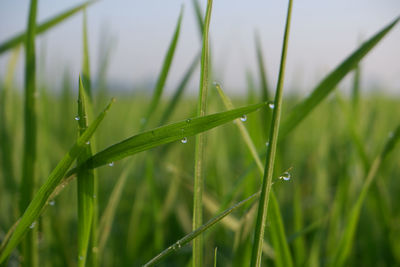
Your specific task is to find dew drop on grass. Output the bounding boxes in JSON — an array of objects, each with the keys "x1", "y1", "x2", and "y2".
[
  {"x1": 186, "y1": 118, "x2": 191, "y2": 124},
  {"x1": 75, "y1": 116, "x2": 80, "y2": 121},
  {"x1": 181, "y1": 137, "x2": 188, "y2": 144},
  {"x1": 140, "y1": 118, "x2": 147, "y2": 125},
  {"x1": 49, "y1": 200, "x2": 55, "y2": 206},
  {"x1": 240, "y1": 115, "x2": 247, "y2": 122},
  {"x1": 108, "y1": 162, "x2": 114, "y2": 167},
  {"x1": 388, "y1": 131, "x2": 394, "y2": 138},
  {"x1": 93, "y1": 194, "x2": 97, "y2": 199},
  {"x1": 279, "y1": 172, "x2": 291, "y2": 181},
  {"x1": 268, "y1": 102, "x2": 275, "y2": 109},
  {"x1": 86, "y1": 141, "x2": 90, "y2": 145},
  {"x1": 78, "y1": 256, "x2": 84, "y2": 261},
  {"x1": 213, "y1": 81, "x2": 221, "y2": 87},
  {"x1": 29, "y1": 221, "x2": 36, "y2": 229},
  {"x1": 265, "y1": 141, "x2": 269, "y2": 147}
]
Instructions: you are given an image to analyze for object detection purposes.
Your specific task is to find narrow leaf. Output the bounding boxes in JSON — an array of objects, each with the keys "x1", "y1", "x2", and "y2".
[
  {"x1": 0, "y1": 1, "x2": 96, "y2": 55},
  {"x1": 143, "y1": 192, "x2": 260, "y2": 267},
  {"x1": 0, "y1": 98, "x2": 114, "y2": 263},
  {"x1": 69, "y1": 102, "x2": 267, "y2": 173},
  {"x1": 280, "y1": 16, "x2": 400, "y2": 137}
]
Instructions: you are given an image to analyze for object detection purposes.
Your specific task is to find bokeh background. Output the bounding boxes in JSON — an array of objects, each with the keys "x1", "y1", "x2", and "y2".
[{"x1": 1, "y1": 0, "x2": 399, "y2": 95}]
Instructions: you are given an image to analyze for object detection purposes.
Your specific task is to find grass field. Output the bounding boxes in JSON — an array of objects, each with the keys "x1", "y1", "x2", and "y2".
[{"x1": 1, "y1": 1, "x2": 400, "y2": 266}]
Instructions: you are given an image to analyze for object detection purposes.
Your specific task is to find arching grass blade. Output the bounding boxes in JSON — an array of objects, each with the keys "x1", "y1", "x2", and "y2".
[
  {"x1": 0, "y1": 1, "x2": 97, "y2": 55},
  {"x1": 0, "y1": 98, "x2": 114, "y2": 263},
  {"x1": 69, "y1": 102, "x2": 267, "y2": 174},
  {"x1": 280, "y1": 16, "x2": 400, "y2": 138}
]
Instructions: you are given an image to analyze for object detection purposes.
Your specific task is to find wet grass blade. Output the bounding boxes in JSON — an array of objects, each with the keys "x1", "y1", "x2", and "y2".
[
  {"x1": 0, "y1": 99, "x2": 114, "y2": 263},
  {"x1": 20, "y1": 0, "x2": 39, "y2": 265},
  {"x1": 143, "y1": 192, "x2": 260, "y2": 267},
  {"x1": 69, "y1": 102, "x2": 267, "y2": 173},
  {"x1": 215, "y1": 83, "x2": 293, "y2": 267},
  {"x1": 251, "y1": 0, "x2": 293, "y2": 265},
  {"x1": 141, "y1": 7, "x2": 184, "y2": 128},
  {"x1": 280, "y1": 16, "x2": 400, "y2": 138},
  {"x1": 330, "y1": 125, "x2": 400, "y2": 267},
  {"x1": 193, "y1": 1, "x2": 212, "y2": 264},
  {"x1": 76, "y1": 76, "x2": 95, "y2": 266},
  {"x1": 159, "y1": 53, "x2": 200, "y2": 125},
  {"x1": 0, "y1": 1, "x2": 96, "y2": 55}
]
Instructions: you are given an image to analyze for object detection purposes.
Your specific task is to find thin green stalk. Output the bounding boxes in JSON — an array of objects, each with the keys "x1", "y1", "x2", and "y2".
[
  {"x1": 193, "y1": 1, "x2": 212, "y2": 265},
  {"x1": 20, "y1": 0, "x2": 38, "y2": 266},
  {"x1": 144, "y1": 192, "x2": 260, "y2": 267},
  {"x1": 250, "y1": 0, "x2": 293, "y2": 266},
  {"x1": 77, "y1": 76, "x2": 94, "y2": 266}
]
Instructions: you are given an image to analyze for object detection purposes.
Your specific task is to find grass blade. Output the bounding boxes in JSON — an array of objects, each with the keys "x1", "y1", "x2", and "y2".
[
  {"x1": 251, "y1": 0, "x2": 293, "y2": 265},
  {"x1": 141, "y1": 7, "x2": 184, "y2": 128},
  {"x1": 193, "y1": 0, "x2": 212, "y2": 265},
  {"x1": 76, "y1": 76, "x2": 95, "y2": 266},
  {"x1": 159, "y1": 53, "x2": 200, "y2": 125},
  {"x1": 20, "y1": 1, "x2": 39, "y2": 265},
  {"x1": 69, "y1": 101, "x2": 267, "y2": 173},
  {"x1": 0, "y1": 1, "x2": 96, "y2": 55},
  {"x1": 143, "y1": 192, "x2": 260, "y2": 267},
  {"x1": 330, "y1": 125, "x2": 400, "y2": 267},
  {"x1": 215, "y1": 83, "x2": 293, "y2": 267},
  {"x1": 280, "y1": 16, "x2": 400, "y2": 138},
  {"x1": 0, "y1": 98, "x2": 114, "y2": 263},
  {"x1": 255, "y1": 32, "x2": 270, "y2": 102}
]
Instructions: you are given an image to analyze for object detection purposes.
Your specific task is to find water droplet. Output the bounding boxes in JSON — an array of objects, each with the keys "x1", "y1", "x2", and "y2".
[
  {"x1": 186, "y1": 118, "x2": 191, "y2": 124},
  {"x1": 108, "y1": 162, "x2": 114, "y2": 167},
  {"x1": 49, "y1": 200, "x2": 55, "y2": 206},
  {"x1": 268, "y1": 102, "x2": 275, "y2": 109},
  {"x1": 86, "y1": 141, "x2": 90, "y2": 145},
  {"x1": 176, "y1": 242, "x2": 182, "y2": 249},
  {"x1": 78, "y1": 256, "x2": 84, "y2": 261},
  {"x1": 240, "y1": 115, "x2": 247, "y2": 122},
  {"x1": 388, "y1": 132, "x2": 394, "y2": 138},
  {"x1": 29, "y1": 221, "x2": 36, "y2": 229},
  {"x1": 265, "y1": 142, "x2": 269, "y2": 147},
  {"x1": 181, "y1": 137, "x2": 188, "y2": 144},
  {"x1": 279, "y1": 172, "x2": 291, "y2": 181},
  {"x1": 75, "y1": 116, "x2": 80, "y2": 121},
  {"x1": 213, "y1": 81, "x2": 221, "y2": 87},
  {"x1": 140, "y1": 118, "x2": 147, "y2": 125},
  {"x1": 93, "y1": 194, "x2": 97, "y2": 199}
]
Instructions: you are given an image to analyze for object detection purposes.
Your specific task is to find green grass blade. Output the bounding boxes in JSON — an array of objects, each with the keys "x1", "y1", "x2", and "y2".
[
  {"x1": 159, "y1": 53, "x2": 200, "y2": 125},
  {"x1": 81, "y1": 10, "x2": 91, "y2": 95},
  {"x1": 0, "y1": 98, "x2": 114, "y2": 263},
  {"x1": 280, "y1": 16, "x2": 400, "y2": 138},
  {"x1": 251, "y1": 0, "x2": 293, "y2": 265},
  {"x1": 20, "y1": 1, "x2": 39, "y2": 265},
  {"x1": 69, "y1": 102, "x2": 267, "y2": 173},
  {"x1": 141, "y1": 7, "x2": 184, "y2": 128},
  {"x1": 192, "y1": 0, "x2": 205, "y2": 37},
  {"x1": 193, "y1": 0, "x2": 212, "y2": 264},
  {"x1": 0, "y1": 1, "x2": 96, "y2": 55},
  {"x1": 215, "y1": 83, "x2": 293, "y2": 267},
  {"x1": 330, "y1": 124, "x2": 400, "y2": 267},
  {"x1": 143, "y1": 192, "x2": 260, "y2": 267},
  {"x1": 76, "y1": 76, "x2": 95, "y2": 266}
]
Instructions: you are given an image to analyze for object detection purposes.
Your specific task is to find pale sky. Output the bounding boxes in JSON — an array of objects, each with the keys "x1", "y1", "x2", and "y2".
[{"x1": 0, "y1": 0, "x2": 399, "y2": 95}]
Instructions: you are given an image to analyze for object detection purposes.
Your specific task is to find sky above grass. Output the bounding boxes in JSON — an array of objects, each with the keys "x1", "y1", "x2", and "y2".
[{"x1": 0, "y1": 0, "x2": 399, "y2": 95}]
